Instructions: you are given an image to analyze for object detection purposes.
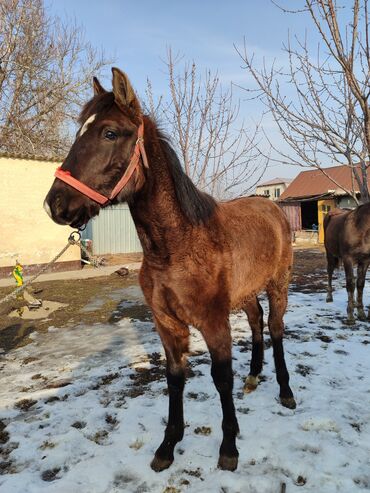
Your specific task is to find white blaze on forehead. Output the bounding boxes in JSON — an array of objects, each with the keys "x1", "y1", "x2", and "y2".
[{"x1": 79, "y1": 113, "x2": 97, "y2": 136}]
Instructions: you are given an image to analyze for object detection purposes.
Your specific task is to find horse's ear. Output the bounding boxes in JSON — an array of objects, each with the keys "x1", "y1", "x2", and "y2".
[
  {"x1": 93, "y1": 77, "x2": 106, "y2": 96},
  {"x1": 111, "y1": 67, "x2": 141, "y2": 115}
]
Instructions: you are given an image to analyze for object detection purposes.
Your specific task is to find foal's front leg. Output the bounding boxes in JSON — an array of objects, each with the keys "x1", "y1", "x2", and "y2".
[
  {"x1": 151, "y1": 317, "x2": 189, "y2": 472},
  {"x1": 203, "y1": 321, "x2": 239, "y2": 471}
]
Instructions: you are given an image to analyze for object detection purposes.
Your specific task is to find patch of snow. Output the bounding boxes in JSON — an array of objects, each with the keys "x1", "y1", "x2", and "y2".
[{"x1": 0, "y1": 280, "x2": 370, "y2": 492}]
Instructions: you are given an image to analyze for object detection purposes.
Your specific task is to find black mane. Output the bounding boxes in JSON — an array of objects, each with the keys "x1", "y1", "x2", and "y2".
[{"x1": 159, "y1": 135, "x2": 217, "y2": 226}]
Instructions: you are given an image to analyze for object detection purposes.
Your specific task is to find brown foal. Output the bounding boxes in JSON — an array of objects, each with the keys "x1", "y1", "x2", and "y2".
[{"x1": 44, "y1": 68, "x2": 296, "y2": 472}]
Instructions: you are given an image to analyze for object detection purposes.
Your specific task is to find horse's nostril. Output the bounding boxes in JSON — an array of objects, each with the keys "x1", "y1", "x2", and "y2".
[
  {"x1": 43, "y1": 192, "x2": 70, "y2": 225},
  {"x1": 54, "y1": 193, "x2": 67, "y2": 212},
  {"x1": 54, "y1": 194, "x2": 62, "y2": 211}
]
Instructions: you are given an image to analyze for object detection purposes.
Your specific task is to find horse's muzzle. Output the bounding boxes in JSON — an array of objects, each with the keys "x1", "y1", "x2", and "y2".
[{"x1": 44, "y1": 185, "x2": 97, "y2": 228}]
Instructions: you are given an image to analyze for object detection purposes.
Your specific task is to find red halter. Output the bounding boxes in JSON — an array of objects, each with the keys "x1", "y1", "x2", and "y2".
[{"x1": 54, "y1": 121, "x2": 149, "y2": 206}]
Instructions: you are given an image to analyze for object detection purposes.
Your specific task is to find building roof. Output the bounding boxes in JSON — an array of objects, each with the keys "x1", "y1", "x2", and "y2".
[
  {"x1": 256, "y1": 177, "x2": 292, "y2": 187},
  {"x1": 0, "y1": 152, "x2": 62, "y2": 163},
  {"x1": 280, "y1": 165, "x2": 370, "y2": 201}
]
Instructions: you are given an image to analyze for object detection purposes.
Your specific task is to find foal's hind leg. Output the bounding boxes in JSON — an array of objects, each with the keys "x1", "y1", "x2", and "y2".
[
  {"x1": 150, "y1": 316, "x2": 190, "y2": 472},
  {"x1": 267, "y1": 281, "x2": 296, "y2": 409},
  {"x1": 326, "y1": 253, "x2": 337, "y2": 302},
  {"x1": 343, "y1": 256, "x2": 356, "y2": 325},
  {"x1": 243, "y1": 297, "x2": 264, "y2": 392},
  {"x1": 356, "y1": 261, "x2": 369, "y2": 321},
  {"x1": 202, "y1": 320, "x2": 239, "y2": 471}
]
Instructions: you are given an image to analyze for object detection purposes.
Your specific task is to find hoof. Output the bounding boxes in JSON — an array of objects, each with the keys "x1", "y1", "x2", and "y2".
[
  {"x1": 218, "y1": 455, "x2": 238, "y2": 471},
  {"x1": 244, "y1": 375, "x2": 259, "y2": 393},
  {"x1": 150, "y1": 455, "x2": 173, "y2": 472},
  {"x1": 345, "y1": 317, "x2": 355, "y2": 326},
  {"x1": 280, "y1": 396, "x2": 296, "y2": 409},
  {"x1": 358, "y1": 310, "x2": 366, "y2": 321},
  {"x1": 326, "y1": 295, "x2": 333, "y2": 303}
]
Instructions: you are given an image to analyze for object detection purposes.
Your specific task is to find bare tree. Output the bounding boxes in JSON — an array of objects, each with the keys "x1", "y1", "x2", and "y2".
[
  {"x1": 0, "y1": 0, "x2": 111, "y2": 158},
  {"x1": 145, "y1": 49, "x2": 267, "y2": 199},
  {"x1": 237, "y1": 0, "x2": 370, "y2": 202}
]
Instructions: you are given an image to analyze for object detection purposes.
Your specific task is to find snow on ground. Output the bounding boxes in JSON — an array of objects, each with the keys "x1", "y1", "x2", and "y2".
[{"x1": 0, "y1": 277, "x2": 370, "y2": 493}]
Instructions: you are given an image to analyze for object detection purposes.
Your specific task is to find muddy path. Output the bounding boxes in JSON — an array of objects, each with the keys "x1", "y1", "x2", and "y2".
[
  {"x1": 0, "y1": 248, "x2": 328, "y2": 352},
  {"x1": 291, "y1": 248, "x2": 327, "y2": 293},
  {"x1": 0, "y1": 271, "x2": 150, "y2": 352}
]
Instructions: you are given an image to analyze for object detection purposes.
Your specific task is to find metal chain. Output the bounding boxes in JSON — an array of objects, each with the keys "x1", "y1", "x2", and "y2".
[
  {"x1": 79, "y1": 240, "x2": 103, "y2": 268},
  {"x1": 0, "y1": 231, "x2": 100, "y2": 306}
]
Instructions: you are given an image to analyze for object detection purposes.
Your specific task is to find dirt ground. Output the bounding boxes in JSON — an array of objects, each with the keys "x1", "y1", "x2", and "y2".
[
  {"x1": 290, "y1": 247, "x2": 327, "y2": 293},
  {"x1": 0, "y1": 247, "x2": 328, "y2": 353}
]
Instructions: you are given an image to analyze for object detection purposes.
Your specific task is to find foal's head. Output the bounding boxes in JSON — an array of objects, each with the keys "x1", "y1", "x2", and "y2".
[{"x1": 44, "y1": 68, "x2": 146, "y2": 228}]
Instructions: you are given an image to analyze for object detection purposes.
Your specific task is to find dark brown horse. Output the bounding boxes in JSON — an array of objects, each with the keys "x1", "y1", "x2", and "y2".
[
  {"x1": 44, "y1": 68, "x2": 296, "y2": 472},
  {"x1": 324, "y1": 204, "x2": 370, "y2": 324},
  {"x1": 324, "y1": 203, "x2": 370, "y2": 324}
]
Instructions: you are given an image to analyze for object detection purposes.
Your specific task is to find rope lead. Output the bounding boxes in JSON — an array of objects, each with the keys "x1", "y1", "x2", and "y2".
[{"x1": 0, "y1": 231, "x2": 101, "y2": 306}]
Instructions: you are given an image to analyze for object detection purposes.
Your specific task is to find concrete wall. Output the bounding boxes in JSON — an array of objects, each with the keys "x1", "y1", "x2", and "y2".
[
  {"x1": 293, "y1": 230, "x2": 319, "y2": 244},
  {"x1": 0, "y1": 156, "x2": 80, "y2": 272}
]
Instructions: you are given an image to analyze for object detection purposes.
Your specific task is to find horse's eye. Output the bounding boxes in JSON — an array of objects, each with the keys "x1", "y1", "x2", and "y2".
[{"x1": 104, "y1": 130, "x2": 118, "y2": 141}]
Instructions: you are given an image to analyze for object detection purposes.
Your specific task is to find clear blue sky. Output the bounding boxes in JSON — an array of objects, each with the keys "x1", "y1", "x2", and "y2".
[{"x1": 46, "y1": 0, "x2": 320, "y2": 181}]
